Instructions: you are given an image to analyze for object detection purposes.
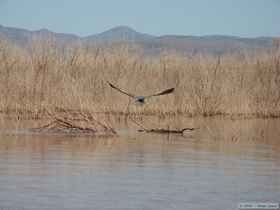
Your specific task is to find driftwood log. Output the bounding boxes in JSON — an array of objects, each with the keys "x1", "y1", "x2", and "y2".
[
  {"x1": 128, "y1": 116, "x2": 197, "y2": 135},
  {"x1": 138, "y1": 127, "x2": 196, "y2": 134}
]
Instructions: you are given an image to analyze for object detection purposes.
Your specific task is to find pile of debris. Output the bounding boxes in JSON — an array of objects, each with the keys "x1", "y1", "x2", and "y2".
[{"x1": 31, "y1": 111, "x2": 116, "y2": 136}]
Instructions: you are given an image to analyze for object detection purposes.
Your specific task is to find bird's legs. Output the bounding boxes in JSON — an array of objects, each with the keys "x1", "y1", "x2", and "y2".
[{"x1": 124, "y1": 98, "x2": 132, "y2": 124}]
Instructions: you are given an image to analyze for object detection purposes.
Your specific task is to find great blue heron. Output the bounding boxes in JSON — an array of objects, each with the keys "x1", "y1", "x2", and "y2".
[{"x1": 107, "y1": 81, "x2": 174, "y2": 105}]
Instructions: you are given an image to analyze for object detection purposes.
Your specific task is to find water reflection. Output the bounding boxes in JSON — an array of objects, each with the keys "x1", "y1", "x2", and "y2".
[{"x1": 0, "y1": 117, "x2": 279, "y2": 210}]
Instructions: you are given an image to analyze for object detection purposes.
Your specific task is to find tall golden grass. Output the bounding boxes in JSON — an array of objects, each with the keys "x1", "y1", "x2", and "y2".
[{"x1": 0, "y1": 36, "x2": 280, "y2": 119}]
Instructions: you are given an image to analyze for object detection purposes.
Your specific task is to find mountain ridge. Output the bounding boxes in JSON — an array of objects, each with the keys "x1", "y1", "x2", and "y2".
[{"x1": 0, "y1": 24, "x2": 277, "y2": 55}]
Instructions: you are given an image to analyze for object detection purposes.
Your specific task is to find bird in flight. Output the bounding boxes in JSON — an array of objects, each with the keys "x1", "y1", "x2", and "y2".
[{"x1": 107, "y1": 81, "x2": 174, "y2": 105}]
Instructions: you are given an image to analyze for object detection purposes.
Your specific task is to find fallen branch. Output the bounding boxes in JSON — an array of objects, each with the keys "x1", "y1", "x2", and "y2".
[
  {"x1": 138, "y1": 127, "x2": 197, "y2": 134},
  {"x1": 128, "y1": 114, "x2": 197, "y2": 135}
]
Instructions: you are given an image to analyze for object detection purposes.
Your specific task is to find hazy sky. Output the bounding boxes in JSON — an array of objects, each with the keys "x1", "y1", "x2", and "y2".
[{"x1": 0, "y1": 0, "x2": 279, "y2": 37}]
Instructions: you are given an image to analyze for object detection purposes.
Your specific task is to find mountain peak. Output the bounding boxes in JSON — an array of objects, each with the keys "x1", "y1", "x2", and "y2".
[
  {"x1": 86, "y1": 25, "x2": 154, "y2": 42},
  {"x1": 107, "y1": 25, "x2": 137, "y2": 33}
]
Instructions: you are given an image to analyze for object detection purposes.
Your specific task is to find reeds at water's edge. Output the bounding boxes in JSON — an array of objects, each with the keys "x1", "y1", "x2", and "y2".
[{"x1": 0, "y1": 37, "x2": 280, "y2": 119}]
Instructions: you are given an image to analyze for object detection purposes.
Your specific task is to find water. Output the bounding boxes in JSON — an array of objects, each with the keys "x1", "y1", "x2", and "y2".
[{"x1": 0, "y1": 117, "x2": 279, "y2": 210}]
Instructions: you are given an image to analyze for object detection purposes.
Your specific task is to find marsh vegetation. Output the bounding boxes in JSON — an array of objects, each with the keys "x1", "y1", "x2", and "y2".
[{"x1": 0, "y1": 37, "x2": 280, "y2": 121}]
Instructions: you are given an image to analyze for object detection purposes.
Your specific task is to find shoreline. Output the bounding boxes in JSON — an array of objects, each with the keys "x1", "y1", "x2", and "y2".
[{"x1": 1, "y1": 108, "x2": 280, "y2": 121}]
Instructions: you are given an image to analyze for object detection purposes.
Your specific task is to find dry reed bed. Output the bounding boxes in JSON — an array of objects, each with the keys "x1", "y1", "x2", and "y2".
[{"x1": 0, "y1": 37, "x2": 280, "y2": 119}]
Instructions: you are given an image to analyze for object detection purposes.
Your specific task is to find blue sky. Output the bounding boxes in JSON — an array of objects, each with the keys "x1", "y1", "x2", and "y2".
[{"x1": 0, "y1": 0, "x2": 279, "y2": 37}]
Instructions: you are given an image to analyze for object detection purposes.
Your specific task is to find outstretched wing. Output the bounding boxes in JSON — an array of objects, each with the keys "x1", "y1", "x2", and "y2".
[
  {"x1": 107, "y1": 81, "x2": 135, "y2": 98},
  {"x1": 146, "y1": 87, "x2": 175, "y2": 98}
]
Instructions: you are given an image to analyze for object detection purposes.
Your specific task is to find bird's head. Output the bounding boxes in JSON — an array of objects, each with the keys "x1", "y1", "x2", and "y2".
[{"x1": 135, "y1": 96, "x2": 145, "y2": 105}]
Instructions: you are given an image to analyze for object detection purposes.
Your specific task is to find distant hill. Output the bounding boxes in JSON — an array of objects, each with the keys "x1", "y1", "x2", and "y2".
[
  {"x1": 154, "y1": 35, "x2": 275, "y2": 55},
  {"x1": 0, "y1": 24, "x2": 276, "y2": 55},
  {"x1": 0, "y1": 24, "x2": 80, "y2": 48}
]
